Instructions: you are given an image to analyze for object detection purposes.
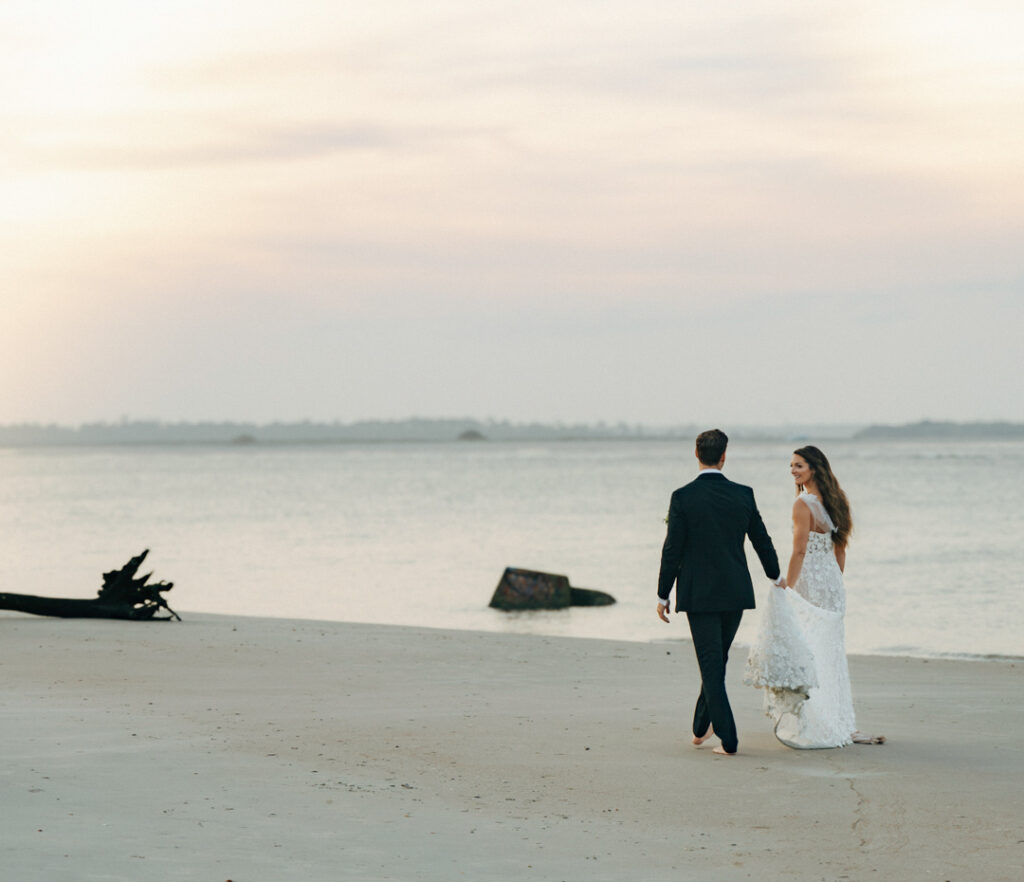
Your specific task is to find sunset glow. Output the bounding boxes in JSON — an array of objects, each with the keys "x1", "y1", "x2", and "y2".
[{"x1": 2, "y1": 1, "x2": 1022, "y2": 425}]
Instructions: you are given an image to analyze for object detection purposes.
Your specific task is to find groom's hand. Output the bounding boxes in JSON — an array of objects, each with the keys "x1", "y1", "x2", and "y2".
[{"x1": 657, "y1": 602, "x2": 670, "y2": 623}]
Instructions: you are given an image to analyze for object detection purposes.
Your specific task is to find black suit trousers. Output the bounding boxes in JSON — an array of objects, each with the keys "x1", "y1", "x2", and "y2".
[{"x1": 686, "y1": 610, "x2": 744, "y2": 753}]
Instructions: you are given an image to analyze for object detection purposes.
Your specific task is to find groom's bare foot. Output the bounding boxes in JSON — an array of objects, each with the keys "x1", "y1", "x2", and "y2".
[
  {"x1": 712, "y1": 746, "x2": 737, "y2": 756},
  {"x1": 692, "y1": 727, "x2": 714, "y2": 746}
]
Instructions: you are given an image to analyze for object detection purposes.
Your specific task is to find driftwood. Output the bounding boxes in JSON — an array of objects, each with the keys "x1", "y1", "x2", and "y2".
[
  {"x1": 489, "y1": 567, "x2": 616, "y2": 611},
  {"x1": 0, "y1": 550, "x2": 179, "y2": 621}
]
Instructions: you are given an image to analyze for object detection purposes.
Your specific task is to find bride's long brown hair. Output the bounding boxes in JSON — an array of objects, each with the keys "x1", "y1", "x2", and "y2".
[{"x1": 793, "y1": 445, "x2": 853, "y2": 548}]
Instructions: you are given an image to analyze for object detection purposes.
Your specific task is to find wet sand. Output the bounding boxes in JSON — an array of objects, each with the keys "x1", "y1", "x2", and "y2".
[{"x1": 1, "y1": 613, "x2": 1021, "y2": 881}]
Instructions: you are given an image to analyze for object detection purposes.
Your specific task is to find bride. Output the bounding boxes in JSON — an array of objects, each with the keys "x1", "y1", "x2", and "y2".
[{"x1": 745, "y1": 446, "x2": 884, "y2": 748}]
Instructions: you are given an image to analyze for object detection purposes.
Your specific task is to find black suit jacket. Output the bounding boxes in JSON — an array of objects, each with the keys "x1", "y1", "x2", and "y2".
[{"x1": 658, "y1": 472, "x2": 780, "y2": 613}]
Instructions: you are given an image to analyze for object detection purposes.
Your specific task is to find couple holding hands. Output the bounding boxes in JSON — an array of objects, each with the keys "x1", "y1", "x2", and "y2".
[{"x1": 656, "y1": 429, "x2": 883, "y2": 753}]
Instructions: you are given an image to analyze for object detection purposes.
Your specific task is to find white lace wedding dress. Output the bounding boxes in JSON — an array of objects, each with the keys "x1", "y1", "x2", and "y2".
[{"x1": 744, "y1": 493, "x2": 856, "y2": 748}]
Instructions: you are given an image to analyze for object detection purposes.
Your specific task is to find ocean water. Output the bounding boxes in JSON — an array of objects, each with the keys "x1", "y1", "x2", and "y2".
[{"x1": 1, "y1": 439, "x2": 1021, "y2": 659}]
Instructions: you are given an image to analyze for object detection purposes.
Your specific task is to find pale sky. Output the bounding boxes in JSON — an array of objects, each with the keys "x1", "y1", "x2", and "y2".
[{"x1": 2, "y1": 1, "x2": 1022, "y2": 426}]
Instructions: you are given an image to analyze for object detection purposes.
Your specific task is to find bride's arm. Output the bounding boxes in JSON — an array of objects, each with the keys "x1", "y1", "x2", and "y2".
[{"x1": 785, "y1": 499, "x2": 812, "y2": 588}]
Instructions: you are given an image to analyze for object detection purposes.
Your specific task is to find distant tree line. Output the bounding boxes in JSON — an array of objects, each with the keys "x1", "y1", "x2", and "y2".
[
  {"x1": 0, "y1": 418, "x2": 693, "y2": 447},
  {"x1": 3, "y1": 418, "x2": 1015, "y2": 447},
  {"x1": 854, "y1": 420, "x2": 1024, "y2": 440}
]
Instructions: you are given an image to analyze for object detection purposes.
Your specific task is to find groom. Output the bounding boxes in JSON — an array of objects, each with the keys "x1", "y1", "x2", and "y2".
[{"x1": 657, "y1": 429, "x2": 784, "y2": 755}]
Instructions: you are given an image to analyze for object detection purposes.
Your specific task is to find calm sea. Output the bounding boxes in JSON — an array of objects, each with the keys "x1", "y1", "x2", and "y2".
[{"x1": 1, "y1": 439, "x2": 1021, "y2": 659}]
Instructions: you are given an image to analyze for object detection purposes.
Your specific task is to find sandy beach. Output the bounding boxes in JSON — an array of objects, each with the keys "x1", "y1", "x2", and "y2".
[{"x1": 1, "y1": 613, "x2": 1020, "y2": 881}]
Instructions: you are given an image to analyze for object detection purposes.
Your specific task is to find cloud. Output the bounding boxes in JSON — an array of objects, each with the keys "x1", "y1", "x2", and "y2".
[{"x1": 10, "y1": 116, "x2": 508, "y2": 171}]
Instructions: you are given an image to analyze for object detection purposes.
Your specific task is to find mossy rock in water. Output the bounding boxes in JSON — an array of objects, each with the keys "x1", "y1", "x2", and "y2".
[
  {"x1": 457, "y1": 429, "x2": 487, "y2": 441},
  {"x1": 489, "y1": 568, "x2": 615, "y2": 610},
  {"x1": 569, "y1": 587, "x2": 616, "y2": 606}
]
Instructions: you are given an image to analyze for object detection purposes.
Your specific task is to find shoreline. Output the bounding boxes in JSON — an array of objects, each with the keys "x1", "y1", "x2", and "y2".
[
  {"x1": 2, "y1": 612, "x2": 1021, "y2": 880},
  {"x1": 8, "y1": 607, "x2": 1011, "y2": 665},
  {"x1": 6, "y1": 607, "x2": 1017, "y2": 665}
]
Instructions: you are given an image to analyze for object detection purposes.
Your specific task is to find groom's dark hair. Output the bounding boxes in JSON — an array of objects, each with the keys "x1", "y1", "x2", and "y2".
[{"x1": 695, "y1": 428, "x2": 728, "y2": 465}]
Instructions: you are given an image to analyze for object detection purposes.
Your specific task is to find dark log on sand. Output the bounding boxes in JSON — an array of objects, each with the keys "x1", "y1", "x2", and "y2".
[{"x1": 0, "y1": 550, "x2": 179, "y2": 621}]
